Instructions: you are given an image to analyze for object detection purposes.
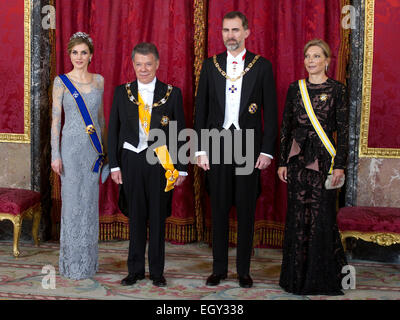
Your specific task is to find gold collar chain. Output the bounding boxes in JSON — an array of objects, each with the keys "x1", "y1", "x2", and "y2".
[
  {"x1": 213, "y1": 54, "x2": 260, "y2": 82},
  {"x1": 125, "y1": 83, "x2": 173, "y2": 108}
]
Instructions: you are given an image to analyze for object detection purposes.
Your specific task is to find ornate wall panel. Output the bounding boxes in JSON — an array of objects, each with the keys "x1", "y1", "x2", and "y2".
[{"x1": 359, "y1": 0, "x2": 400, "y2": 158}]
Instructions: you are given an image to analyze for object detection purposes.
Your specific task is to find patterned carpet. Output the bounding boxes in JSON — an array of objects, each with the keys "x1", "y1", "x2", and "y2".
[{"x1": 0, "y1": 240, "x2": 399, "y2": 300}]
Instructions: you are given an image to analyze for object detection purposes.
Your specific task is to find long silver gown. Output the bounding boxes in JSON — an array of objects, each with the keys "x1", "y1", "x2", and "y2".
[{"x1": 51, "y1": 74, "x2": 104, "y2": 280}]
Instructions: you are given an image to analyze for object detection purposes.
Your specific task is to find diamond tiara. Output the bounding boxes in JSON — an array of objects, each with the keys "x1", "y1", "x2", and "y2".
[{"x1": 70, "y1": 32, "x2": 93, "y2": 44}]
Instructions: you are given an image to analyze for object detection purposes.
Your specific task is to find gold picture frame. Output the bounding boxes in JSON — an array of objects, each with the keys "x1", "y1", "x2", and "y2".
[
  {"x1": 359, "y1": 0, "x2": 400, "y2": 158},
  {"x1": 0, "y1": 0, "x2": 31, "y2": 143}
]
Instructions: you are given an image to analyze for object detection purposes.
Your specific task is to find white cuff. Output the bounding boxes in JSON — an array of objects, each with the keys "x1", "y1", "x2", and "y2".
[
  {"x1": 195, "y1": 151, "x2": 207, "y2": 157},
  {"x1": 111, "y1": 167, "x2": 121, "y2": 172},
  {"x1": 260, "y1": 153, "x2": 273, "y2": 159}
]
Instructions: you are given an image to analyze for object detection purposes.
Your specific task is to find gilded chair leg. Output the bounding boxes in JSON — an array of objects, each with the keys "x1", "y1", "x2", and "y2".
[
  {"x1": 341, "y1": 234, "x2": 347, "y2": 252},
  {"x1": 12, "y1": 216, "x2": 22, "y2": 258},
  {"x1": 32, "y1": 210, "x2": 41, "y2": 246}
]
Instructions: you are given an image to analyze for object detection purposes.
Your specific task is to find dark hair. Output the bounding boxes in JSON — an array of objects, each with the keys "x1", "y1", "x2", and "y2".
[
  {"x1": 131, "y1": 42, "x2": 159, "y2": 61},
  {"x1": 223, "y1": 11, "x2": 249, "y2": 30}
]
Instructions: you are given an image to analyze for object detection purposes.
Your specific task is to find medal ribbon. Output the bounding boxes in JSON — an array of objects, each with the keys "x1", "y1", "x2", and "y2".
[
  {"x1": 138, "y1": 92, "x2": 151, "y2": 136},
  {"x1": 154, "y1": 145, "x2": 179, "y2": 192}
]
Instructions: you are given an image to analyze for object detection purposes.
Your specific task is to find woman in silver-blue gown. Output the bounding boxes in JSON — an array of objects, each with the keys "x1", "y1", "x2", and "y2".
[{"x1": 51, "y1": 32, "x2": 105, "y2": 280}]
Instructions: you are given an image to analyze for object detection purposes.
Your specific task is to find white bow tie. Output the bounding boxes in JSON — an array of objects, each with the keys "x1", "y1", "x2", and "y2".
[{"x1": 139, "y1": 85, "x2": 154, "y2": 93}]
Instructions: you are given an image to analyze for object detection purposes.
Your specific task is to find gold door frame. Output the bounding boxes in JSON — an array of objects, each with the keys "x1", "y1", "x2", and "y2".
[
  {"x1": 359, "y1": 0, "x2": 400, "y2": 158},
  {"x1": 0, "y1": 0, "x2": 31, "y2": 143}
]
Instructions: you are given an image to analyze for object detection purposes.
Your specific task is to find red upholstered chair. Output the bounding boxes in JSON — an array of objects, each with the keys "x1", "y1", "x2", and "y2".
[
  {"x1": 0, "y1": 188, "x2": 41, "y2": 257},
  {"x1": 337, "y1": 206, "x2": 400, "y2": 250}
]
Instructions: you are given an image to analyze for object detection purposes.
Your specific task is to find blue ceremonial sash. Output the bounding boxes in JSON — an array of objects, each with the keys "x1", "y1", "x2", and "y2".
[{"x1": 59, "y1": 74, "x2": 105, "y2": 173}]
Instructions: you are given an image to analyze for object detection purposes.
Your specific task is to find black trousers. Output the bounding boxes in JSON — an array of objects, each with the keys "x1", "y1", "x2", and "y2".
[
  {"x1": 120, "y1": 149, "x2": 172, "y2": 278},
  {"x1": 206, "y1": 127, "x2": 260, "y2": 276}
]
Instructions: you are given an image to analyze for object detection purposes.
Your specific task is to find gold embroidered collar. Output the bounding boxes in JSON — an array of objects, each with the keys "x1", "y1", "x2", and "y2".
[
  {"x1": 125, "y1": 83, "x2": 173, "y2": 108},
  {"x1": 213, "y1": 54, "x2": 260, "y2": 82}
]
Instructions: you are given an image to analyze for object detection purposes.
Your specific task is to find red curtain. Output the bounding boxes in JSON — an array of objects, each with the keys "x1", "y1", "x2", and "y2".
[
  {"x1": 55, "y1": 0, "x2": 195, "y2": 241},
  {"x1": 53, "y1": 0, "x2": 347, "y2": 247},
  {"x1": 203, "y1": 0, "x2": 346, "y2": 247}
]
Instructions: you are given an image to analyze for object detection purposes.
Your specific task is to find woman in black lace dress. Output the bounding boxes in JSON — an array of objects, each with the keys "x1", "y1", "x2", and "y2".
[{"x1": 277, "y1": 39, "x2": 348, "y2": 295}]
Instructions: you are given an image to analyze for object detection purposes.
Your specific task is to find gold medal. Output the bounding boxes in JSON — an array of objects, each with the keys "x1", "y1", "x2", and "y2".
[
  {"x1": 320, "y1": 94, "x2": 328, "y2": 101},
  {"x1": 85, "y1": 124, "x2": 96, "y2": 134},
  {"x1": 248, "y1": 103, "x2": 258, "y2": 114},
  {"x1": 161, "y1": 116, "x2": 170, "y2": 126}
]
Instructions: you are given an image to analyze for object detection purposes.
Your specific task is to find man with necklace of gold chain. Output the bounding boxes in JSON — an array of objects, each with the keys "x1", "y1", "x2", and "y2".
[
  {"x1": 108, "y1": 42, "x2": 187, "y2": 288},
  {"x1": 194, "y1": 11, "x2": 278, "y2": 288}
]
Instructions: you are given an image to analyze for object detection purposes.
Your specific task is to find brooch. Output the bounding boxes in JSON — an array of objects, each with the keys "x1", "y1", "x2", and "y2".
[
  {"x1": 248, "y1": 103, "x2": 258, "y2": 114},
  {"x1": 320, "y1": 94, "x2": 328, "y2": 101},
  {"x1": 85, "y1": 124, "x2": 96, "y2": 135},
  {"x1": 161, "y1": 116, "x2": 170, "y2": 126}
]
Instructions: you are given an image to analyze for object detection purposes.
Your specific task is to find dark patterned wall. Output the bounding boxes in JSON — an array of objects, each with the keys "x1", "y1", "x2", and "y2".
[
  {"x1": 31, "y1": 0, "x2": 53, "y2": 241},
  {"x1": 345, "y1": 0, "x2": 363, "y2": 206}
]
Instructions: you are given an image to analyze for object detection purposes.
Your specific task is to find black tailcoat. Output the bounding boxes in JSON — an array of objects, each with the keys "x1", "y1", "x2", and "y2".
[
  {"x1": 194, "y1": 51, "x2": 278, "y2": 276},
  {"x1": 194, "y1": 50, "x2": 277, "y2": 156},
  {"x1": 107, "y1": 79, "x2": 186, "y2": 277},
  {"x1": 108, "y1": 79, "x2": 186, "y2": 173}
]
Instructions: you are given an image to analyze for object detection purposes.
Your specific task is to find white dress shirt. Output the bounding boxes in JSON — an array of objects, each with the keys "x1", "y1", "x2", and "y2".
[
  {"x1": 223, "y1": 49, "x2": 246, "y2": 130},
  {"x1": 111, "y1": 77, "x2": 187, "y2": 176},
  {"x1": 123, "y1": 77, "x2": 156, "y2": 154}
]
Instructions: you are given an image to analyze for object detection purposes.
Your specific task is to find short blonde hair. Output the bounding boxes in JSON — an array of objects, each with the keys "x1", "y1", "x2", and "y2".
[{"x1": 304, "y1": 39, "x2": 331, "y2": 58}]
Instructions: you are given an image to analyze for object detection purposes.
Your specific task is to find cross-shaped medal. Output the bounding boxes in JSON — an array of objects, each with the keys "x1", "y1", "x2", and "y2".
[{"x1": 229, "y1": 85, "x2": 237, "y2": 93}]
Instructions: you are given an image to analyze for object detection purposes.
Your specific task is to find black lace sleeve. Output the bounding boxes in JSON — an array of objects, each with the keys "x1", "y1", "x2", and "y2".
[
  {"x1": 333, "y1": 83, "x2": 349, "y2": 169},
  {"x1": 278, "y1": 83, "x2": 296, "y2": 167}
]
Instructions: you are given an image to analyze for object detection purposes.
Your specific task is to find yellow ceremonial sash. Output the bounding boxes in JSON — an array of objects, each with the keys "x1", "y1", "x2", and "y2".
[
  {"x1": 298, "y1": 79, "x2": 335, "y2": 174},
  {"x1": 154, "y1": 145, "x2": 179, "y2": 192},
  {"x1": 138, "y1": 92, "x2": 151, "y2": 136},
  {"x1": 137, "y1": 92, "x2": 178, "y2": 191}
]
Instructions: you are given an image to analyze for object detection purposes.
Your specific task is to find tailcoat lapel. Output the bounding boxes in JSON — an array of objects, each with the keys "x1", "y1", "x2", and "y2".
[
  {"x1": 128, "y1": 80, "x2": 140, "y2": 136},
  {"x1": 213, "y1": 53, "x2": 227, "y2": 114},
  {"x1": 149, "y1": 79, "x2": 165, "y2": 130},
  {"x1": 239, "y1": 51, "x2": 258, "y2": 116},
  {"x1": 130, "y1": 80, "x2": 139, "y2": 101}
]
